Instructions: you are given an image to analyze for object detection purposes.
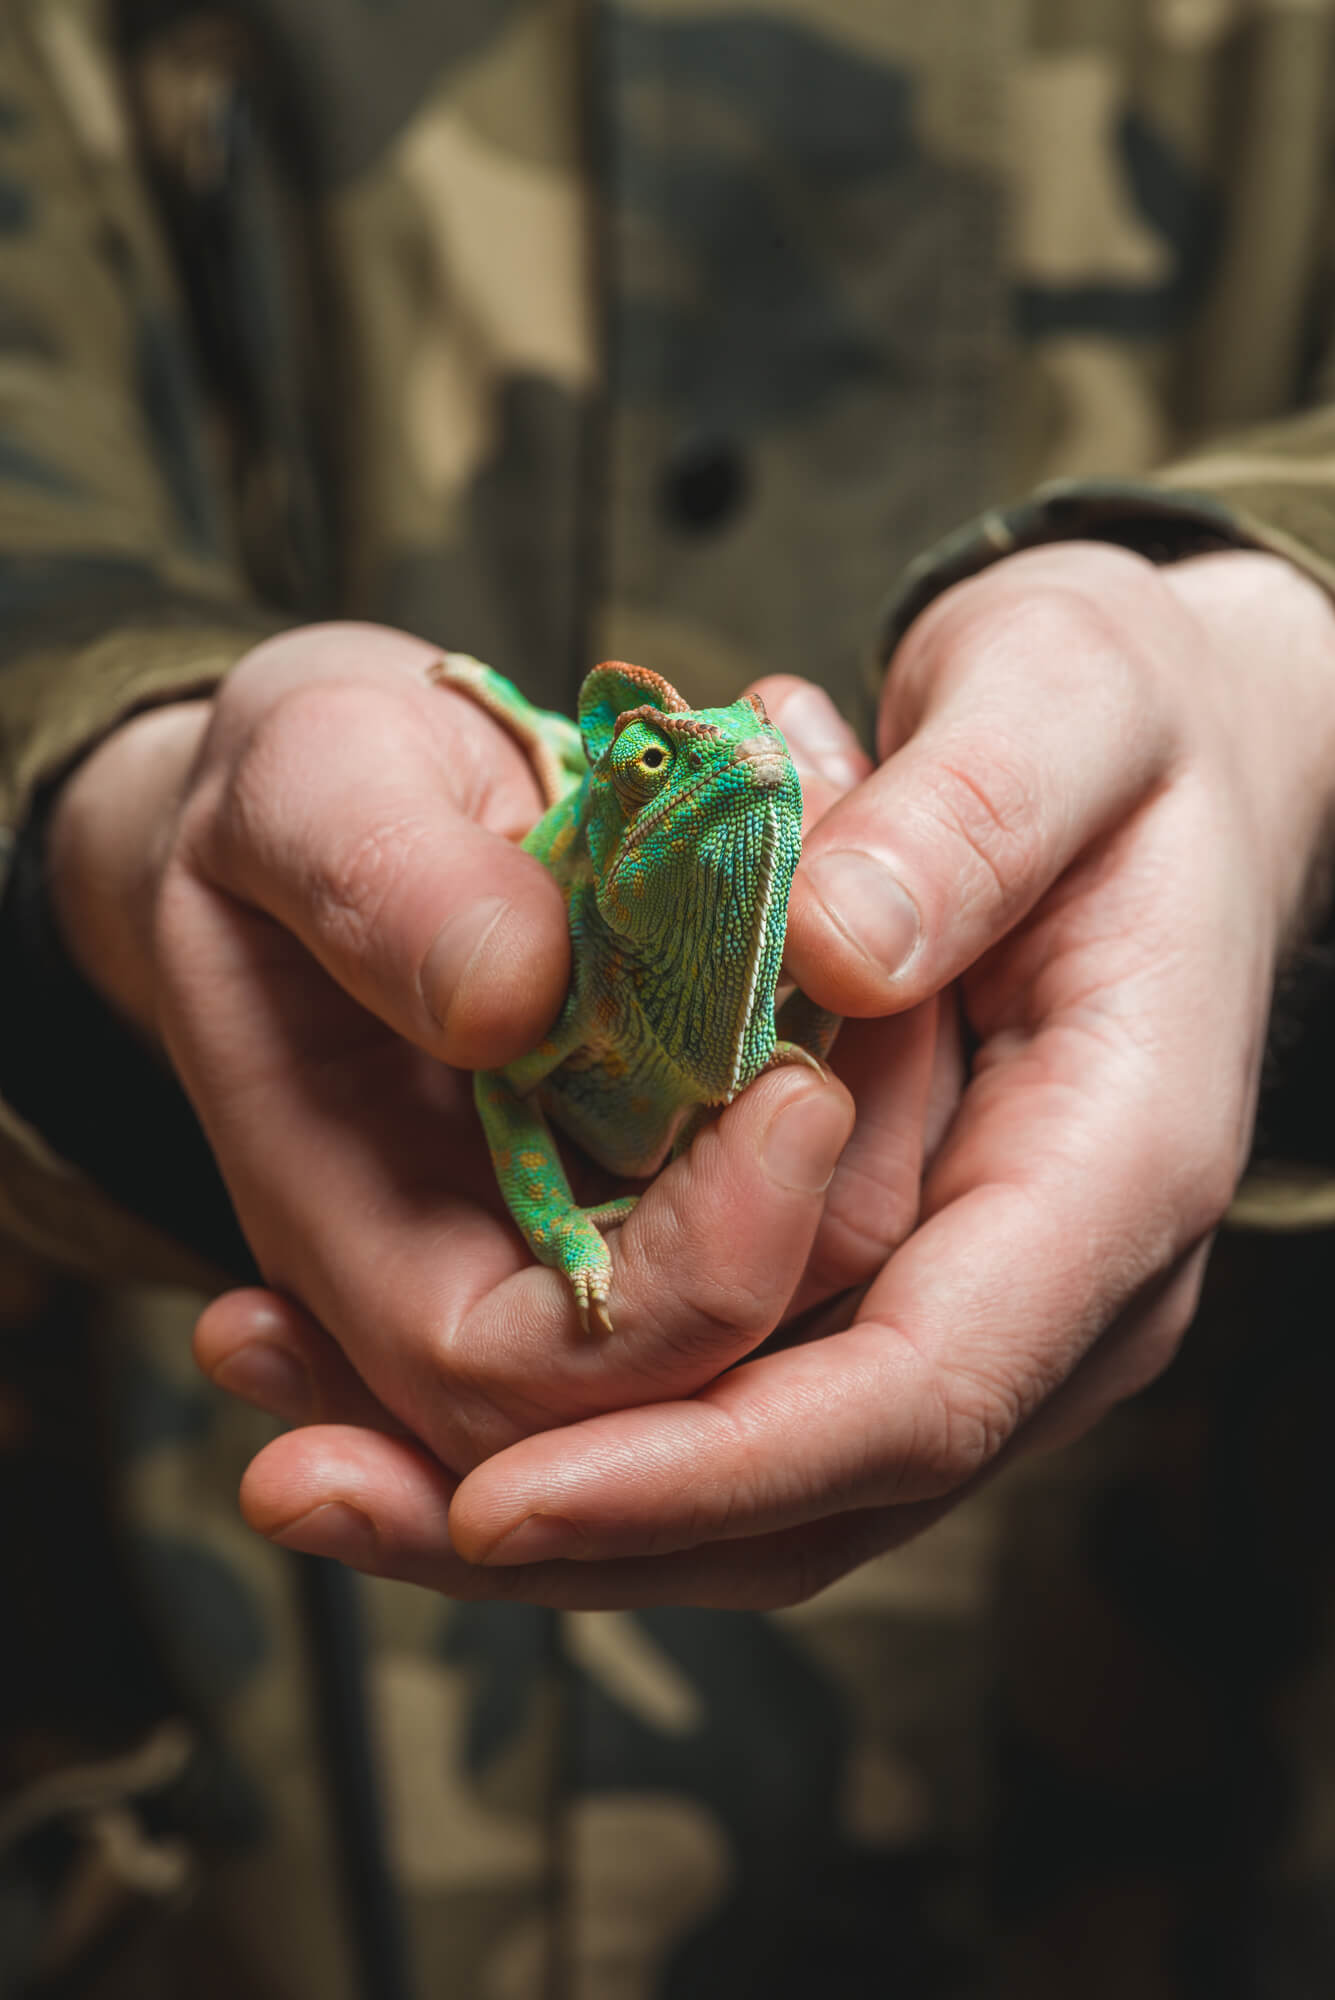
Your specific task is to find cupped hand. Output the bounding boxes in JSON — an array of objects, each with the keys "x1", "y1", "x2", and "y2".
[
  {"x1": 50, "y1": 623, "x2": 894, "y2": 1474},
  {"x1": 212, "y1": 547, "x2": 1335, "y2": 1606}
]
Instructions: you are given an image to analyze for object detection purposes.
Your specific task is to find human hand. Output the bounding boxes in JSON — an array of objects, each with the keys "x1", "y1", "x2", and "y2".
[
  {"x1": 50, "y1": 623, "x2": 887, "y2": 1472},
  {"x1": 212, "y1": 547, "x2": 1335, "y2": 1606}
]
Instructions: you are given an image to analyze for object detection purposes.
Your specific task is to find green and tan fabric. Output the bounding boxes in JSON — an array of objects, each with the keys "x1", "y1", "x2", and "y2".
[{"x1": 6, "y1": 2, "x2": 1335, "y2": 1994}]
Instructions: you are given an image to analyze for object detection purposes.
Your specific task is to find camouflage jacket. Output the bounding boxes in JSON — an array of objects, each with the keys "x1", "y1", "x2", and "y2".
[{"x1": 6, "y1": 2, "x2": 1335, "y2": 1996}]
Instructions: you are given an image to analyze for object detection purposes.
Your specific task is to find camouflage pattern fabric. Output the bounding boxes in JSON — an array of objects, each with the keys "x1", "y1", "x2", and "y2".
[{"x1": 4, "y1": 1, "x2": 1335, "y2": 1994}]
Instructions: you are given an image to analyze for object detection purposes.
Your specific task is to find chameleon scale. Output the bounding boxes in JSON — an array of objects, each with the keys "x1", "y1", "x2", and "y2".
[{"x1": 433, "y1": 654, "x2": 839, "y2": 1331}]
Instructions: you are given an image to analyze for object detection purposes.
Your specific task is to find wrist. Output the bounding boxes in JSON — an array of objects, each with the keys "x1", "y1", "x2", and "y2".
[
  {"x1": 1162, "y1": 551, "x2": 1335, "y2": 950},
  {"x1": 46, "y1": 700, "x2": 212, "y2": 1039}
]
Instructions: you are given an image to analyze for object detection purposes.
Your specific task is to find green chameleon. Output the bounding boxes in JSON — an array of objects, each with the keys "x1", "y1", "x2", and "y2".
[{"x1": 434, "y1": 654, "x2": 840, "y2": 1331}]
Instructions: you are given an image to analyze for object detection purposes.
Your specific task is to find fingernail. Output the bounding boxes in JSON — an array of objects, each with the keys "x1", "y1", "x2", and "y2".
[
  {"x1": 475, "y1": 1513, "x2": 585, "y2": 1565},
  {"x1": 763, "y1": 1083, "x2": 853, "y2": 1194},
  {"x1": 775, "y1": 687, "x2": 866, "y2": 793},
  {"x1": 270, "y1": 1501, "x2": 380, "y2": 1564},
  {"x1": 420, "y1": 896, "x2": 510, "y2": 1029},
  {"x1": 803, "y1": 851, "x2": 921, "y2": 978},
  {"x1": 210, "y1": 1342, "x2": 312, "y2": 1424}
]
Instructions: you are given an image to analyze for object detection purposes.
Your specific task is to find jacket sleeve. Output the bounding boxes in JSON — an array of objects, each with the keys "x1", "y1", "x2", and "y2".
[
  {"x1": 880, "y1": 430, "x2": 1335, "y2": 661},
  {"x1": 0, "y1": 6, "x2": 280, "y2": 1286}
]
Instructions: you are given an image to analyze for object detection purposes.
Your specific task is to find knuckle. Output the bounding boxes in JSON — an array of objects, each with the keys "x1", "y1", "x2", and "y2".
[
  {"x1": 212, "y1": 685, "x2": 436, "y2": 953},
  {"x1": 234, "y1": 676, "x2": 350, "y2": 783},
  {"x1": 898, "y1": 572, "x2": 1106, "y2": 701},
  {"x1": 171, "y1": 751, "x2": 234, "y2": 879},
  {"x1": 626, "y1": 1168, "x2": 787, "y2": 1378},
  {"x1": 906, "y1": 1357, "x2": 1015, "y2": 1497},
  {"x1": 215, "y1": 681, "x2": 393, "y2": 847},
  {"x1": 310, "y1": 813, "x2": 434, "y2": 963},
  {"x1": 889, "y1": 564, "x2": 1175, "y2": 797},
  {"x1": 205, "y1": 688, "x2": 320, "y2": 875},
  {"x1": 633, "y1": 1277, "x2": 771, "y2": 1380},
  {"x1": 916, "y1": 746, "x2": 1042, "y2": 914},
  {"x1": 811, "y1": 1154, "x2": 920, "y2": 1292},
  {"x1": 985, "y1": 579, "x2": 1120, "y2": 669}
]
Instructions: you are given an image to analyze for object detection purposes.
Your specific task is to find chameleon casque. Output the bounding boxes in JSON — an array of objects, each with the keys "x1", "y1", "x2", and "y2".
[{"x1": 434, "y1": 655, "x2": 840, "y2": 1331}]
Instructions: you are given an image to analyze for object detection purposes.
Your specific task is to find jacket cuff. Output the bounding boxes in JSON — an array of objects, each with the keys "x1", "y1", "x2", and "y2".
[
  {"x1": 0, "y1": 611, "x2": 273, "y2": 1285},
  {"x1": 0, "y1": 610, "x2": 275, "y2": 828},
  {"x1": 879, "y1": 475, "x2": 1252, "y2": 662}
]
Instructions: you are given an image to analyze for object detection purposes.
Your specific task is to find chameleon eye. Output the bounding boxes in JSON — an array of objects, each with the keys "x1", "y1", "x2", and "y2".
[{"x1": 610, "y1": 720, "x2": 675, "y2": 804}]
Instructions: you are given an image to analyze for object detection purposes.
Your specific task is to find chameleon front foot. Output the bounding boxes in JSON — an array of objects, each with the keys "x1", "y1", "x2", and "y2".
[{"x1": 760, "y1": 1038, "x2": 830, "y2": 1080}]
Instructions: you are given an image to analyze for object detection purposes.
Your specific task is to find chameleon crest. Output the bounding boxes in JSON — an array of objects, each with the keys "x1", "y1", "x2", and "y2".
[{"x1": 434, "y1": 655, "x2": 839, "y2": 1330}]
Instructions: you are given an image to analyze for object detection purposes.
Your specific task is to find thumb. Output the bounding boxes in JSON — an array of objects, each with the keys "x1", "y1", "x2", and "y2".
[
  {"x1": 177, "y1": 627, "x2": 571, "y2": 1069},
  {"x1": 784, "y1": 560, "x2": 1181, "y2": 1014}
]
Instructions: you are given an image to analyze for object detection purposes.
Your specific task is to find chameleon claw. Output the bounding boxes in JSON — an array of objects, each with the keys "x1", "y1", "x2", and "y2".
[
  {"x1": 571, "y1": 1268, "x2": 615, "y2": 1336},
  {"x1": 568, "y1": 1198, "x2": 633, "y2": 1332},
  {"x1": 590, "y1": 1294, "x2": 614, "y2": 1336}
]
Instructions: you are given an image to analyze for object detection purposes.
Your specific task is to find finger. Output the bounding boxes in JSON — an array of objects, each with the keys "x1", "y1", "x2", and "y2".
[
  {"x1": 579, "y1": 1066, "x2": 856, "y2": 1386},
  {"x1": 240, "y1": 1422, "x2": 955, "y2": 1609},
  {"x1": 178, "y1": 625, "x2": 568, "y2": 1069},
  {"x1": 194, "y1": 1288, "x2": 404, "y2": 1434},
  {"x1": 923, "y1": 986, "x2": 966, "y2": 1165},
  {"x1": 793, "y1": 999, "x2": 937, "y2": 1310},
  {"x1": 163, "y1": 883, "x2": 855, "y2": 1466},
  {"x1": 157, "y1": 890, "x2": 535, "y2": 1432},
  {"x1": 425, "y1": 1064, "x2": 857, "y2": 1461},
  {"x1": 448, "y1": 1320, "x2": 941, "y2": 1566},
  {"x1": 785, "y1": 546, "x2": 1187, "y2": 1014},
  {"x1": 1009, "y1": 1240, "x2": 1212, "y2": 1456},
  {"x1": 446, "y1": 942, "x2": 1236, "y2": 1563},
  {"x1": 748, "y1": 675, "x2": 871, "y2": 812},
  {"x1": 749, "y1": 677, "x2": 914, "y2": 1310}
]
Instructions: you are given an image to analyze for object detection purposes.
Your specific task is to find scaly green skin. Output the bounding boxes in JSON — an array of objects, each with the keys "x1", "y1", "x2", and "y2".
[{"x1": 433, "y1": 653, "x2": 839, "y2": 1331}]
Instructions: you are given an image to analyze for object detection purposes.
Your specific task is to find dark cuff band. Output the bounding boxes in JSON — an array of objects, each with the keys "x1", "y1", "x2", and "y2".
[{"x1": 0, "y1": 794, "x2": 255, "y2": 1278}]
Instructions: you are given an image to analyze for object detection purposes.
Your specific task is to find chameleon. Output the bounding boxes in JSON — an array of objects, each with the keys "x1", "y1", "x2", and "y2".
[{"x1": 433, "y1": 654, "x2": 840, "y2": 1332}]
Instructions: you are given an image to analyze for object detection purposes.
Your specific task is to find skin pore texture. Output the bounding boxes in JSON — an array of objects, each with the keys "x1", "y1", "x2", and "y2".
[{"x1": 48, "y1": 545, "x2": 1335, "y2": 1608}]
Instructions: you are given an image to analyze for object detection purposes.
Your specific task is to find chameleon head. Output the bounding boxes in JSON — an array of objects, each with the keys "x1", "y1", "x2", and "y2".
[{"x1": 577, "y1": 661, "x2": 804, "y2": 1093}]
